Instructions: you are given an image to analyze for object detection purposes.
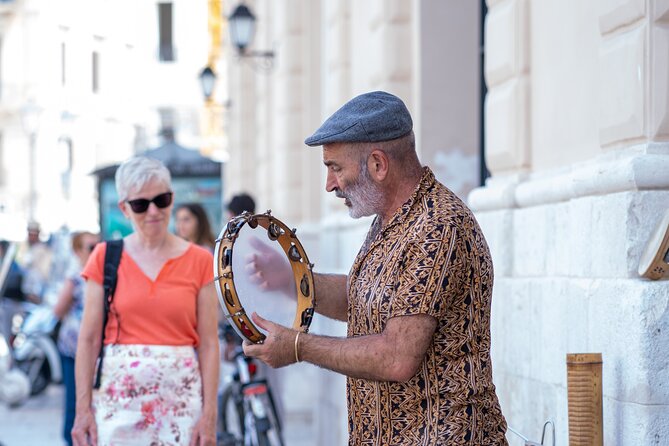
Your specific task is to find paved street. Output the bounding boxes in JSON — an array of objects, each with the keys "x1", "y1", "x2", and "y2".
[
  {"x1": 0, "y1": 380, "x2": 314, "y2": 446},
  {"x1": 0, "y1": 384, "x2": 65, "y2": 446}
]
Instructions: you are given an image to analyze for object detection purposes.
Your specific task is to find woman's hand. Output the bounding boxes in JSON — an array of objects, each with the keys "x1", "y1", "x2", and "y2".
[
  {"x1": 71, "y1": 407, "x2": 97, "y2": 446},
  {"x1": 189, "y1": 413, "x2": 217, "y2": 446}
]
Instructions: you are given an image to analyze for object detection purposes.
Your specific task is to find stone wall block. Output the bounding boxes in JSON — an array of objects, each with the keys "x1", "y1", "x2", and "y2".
[
  {"x1": 655, "y1": 0, "x2": 669, "y2": 21},
  {"x1": 588, "y1": 280, "x2": 669, "y2": 405},
  {"x1": 602, "y1": 400, "x2": 669, "y2": 446},
  {"x1": 651, "y1": 26, "x2": 669, "y2": 138},
  {"x1": 323, "y1": 0, "x2": 348, "y2": 25},
  {"x1": 493, "y1": 371, "x2": 568, "y2": 445},
  {"x1": 382, "y1": 0, "x2": 411, "y2": 24},
  {"x1": 490, "y1": 279, "x2": 533, "y2": 378},
  {"x1": 280, "y1": 34, "x2": 306, "y2": 76},
  {"x1": 476, "y1": 209, "x2": 514, "y2": 277},
  {"x1": 382, "y1": 23, "x2": 412, "y2": 83},
  {"x1": 548, "y1": 201, "x2": 572, "y2": 277},
  {"x1": 485, "y1": 77, "x2": 531, "y2": 173},
  {"x1": 484, "y1": 0, "x2": 529, "y2": 88},
  {"x1": 599, "y1": 26, "x2": 646, "y2": 147},
  {"x1": 598, "y1": 0, "x2": 646, "y2": 35},
  {"x1": 510, "y1": 205, "x2": 551, "y2": 277},
  {"x1": 274, "y1": 75, "x2": 303, "y2": 113},
  {"x1": 532, "y1": 279, "x2": 591, "y2": 386}
]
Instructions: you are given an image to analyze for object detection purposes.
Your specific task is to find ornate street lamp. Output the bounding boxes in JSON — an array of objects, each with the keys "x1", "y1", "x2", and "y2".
[
  {"x1": 228, "y1": 3, "x2": 274, "y2": 62},
  {"x1": 198, "y1": 66, "x2": 217, "y2": 101}
]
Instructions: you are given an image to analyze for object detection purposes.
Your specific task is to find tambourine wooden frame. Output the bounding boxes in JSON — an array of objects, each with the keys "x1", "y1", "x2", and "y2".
[{"x1": 213, "y1": 211, "x2": 315, "y2": 344}]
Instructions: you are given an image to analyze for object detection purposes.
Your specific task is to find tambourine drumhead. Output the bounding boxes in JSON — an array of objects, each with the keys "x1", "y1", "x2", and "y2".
[{"x1": 213, "y1": 211, "x2": 315, "y2": 343}]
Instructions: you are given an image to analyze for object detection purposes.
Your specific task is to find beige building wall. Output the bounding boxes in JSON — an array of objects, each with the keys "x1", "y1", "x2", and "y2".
[
  {"x1": 472, "y1": 0, "x2": 669, "y2": 444},
  {"x1": 224, "y1": 1, "x2": 484, "y2": 444}
]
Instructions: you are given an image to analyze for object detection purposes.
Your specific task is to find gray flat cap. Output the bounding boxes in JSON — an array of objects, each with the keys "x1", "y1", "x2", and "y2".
[{"x1": 304, "y1": 91, "x2": 412, "y2": 146}]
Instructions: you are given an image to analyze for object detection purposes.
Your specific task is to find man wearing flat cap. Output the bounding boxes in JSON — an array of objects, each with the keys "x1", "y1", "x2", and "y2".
[{"x1": 244, "y1": 91, "x2": 508, "y2": 445}]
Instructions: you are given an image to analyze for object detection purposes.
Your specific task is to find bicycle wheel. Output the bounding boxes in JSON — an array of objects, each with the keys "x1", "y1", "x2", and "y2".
[
  {"x1": 218, "y1": 381, "x2": 245, "y2": 442},
  {"x1": 242, "y1": 382, "x2": 283, "y2": 446}
]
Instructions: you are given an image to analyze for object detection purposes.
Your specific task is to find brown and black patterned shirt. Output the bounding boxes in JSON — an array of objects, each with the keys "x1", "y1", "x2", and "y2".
[{"x1": 346, "y1": 167, "x2": 508, "y2": 445}]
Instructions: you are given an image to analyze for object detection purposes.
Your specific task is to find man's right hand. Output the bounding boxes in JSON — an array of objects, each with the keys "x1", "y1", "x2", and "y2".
[
  {"x1": 71, "y1": 407, "x2": 98, "y2": 446},
  {"x1": 244, "y1": 236, "x2": 295, "y2": 297}
]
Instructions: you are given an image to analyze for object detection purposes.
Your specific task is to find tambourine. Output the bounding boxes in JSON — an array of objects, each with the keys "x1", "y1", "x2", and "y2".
[{"x1": 213, "y1": 211, "x2": 315, "y2": 343}]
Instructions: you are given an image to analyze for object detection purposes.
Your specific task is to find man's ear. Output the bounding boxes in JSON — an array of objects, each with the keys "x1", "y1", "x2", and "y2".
[{"x1": 368, "y1": 149, "x2": 389, "y2": 181}]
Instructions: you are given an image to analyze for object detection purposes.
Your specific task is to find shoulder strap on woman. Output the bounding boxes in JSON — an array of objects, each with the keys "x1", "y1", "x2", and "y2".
[{"x1": 93, "y1": 239, "x2": 123, "y2": 389}]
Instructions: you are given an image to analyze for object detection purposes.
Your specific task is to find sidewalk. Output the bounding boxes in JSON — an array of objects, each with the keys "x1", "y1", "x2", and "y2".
[{"x1": 0, "y1": 384, "x2": 65, "y2": 446}]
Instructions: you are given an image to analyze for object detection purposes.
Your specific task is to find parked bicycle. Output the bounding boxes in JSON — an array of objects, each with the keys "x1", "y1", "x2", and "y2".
[{"x1": 218, "y1": 324, "x2": 283, "y2": 446}]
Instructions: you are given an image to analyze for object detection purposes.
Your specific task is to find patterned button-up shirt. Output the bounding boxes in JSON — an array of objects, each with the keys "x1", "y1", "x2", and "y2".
[{"x1": 346, "y1": 167, "x2": 508, "y2": 445}]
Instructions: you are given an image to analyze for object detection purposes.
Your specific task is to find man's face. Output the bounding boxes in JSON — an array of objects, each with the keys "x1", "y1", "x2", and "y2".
[
  {"x1": 27, "y1": 230, "x2": 40, "y2": 245},
  {"x1": 323, "y1": 144, "x2": 384, "y2": 218}
]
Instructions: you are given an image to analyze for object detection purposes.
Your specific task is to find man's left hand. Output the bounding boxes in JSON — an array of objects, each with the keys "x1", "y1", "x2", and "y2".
[{"x1": 242, "y1": 312, "x2": 298, "y2": 368}]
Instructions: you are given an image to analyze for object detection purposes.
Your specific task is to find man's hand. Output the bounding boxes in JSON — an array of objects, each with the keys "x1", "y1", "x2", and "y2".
[
  {"x1": 242, "y1": 312, "x2": 298, "y2": 368},
  {"x1": 244, "y1": 237, "x2": 295, "y2": 297}
]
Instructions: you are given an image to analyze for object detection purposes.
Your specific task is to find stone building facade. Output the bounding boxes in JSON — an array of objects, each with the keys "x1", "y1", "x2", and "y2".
[{"x1": 224, "y1": 0, "x2": 669, "y2": 445}]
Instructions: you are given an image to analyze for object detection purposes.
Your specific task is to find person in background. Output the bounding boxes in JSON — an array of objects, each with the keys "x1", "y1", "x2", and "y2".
[
  {"x1": 16, "y1": 221, "x2": 53, "y2": 304},
  {"x1": 226, "y1": 193, "x2": 256, "y2": 220},
  {"x1": 53, "y1": 231, "x2": 100, "y2": 446},
  {"x1": 72, "y1": 156, "x2": 219, "y2": 446},
  {"x1": 175, "y1": 203, "x2": 216, "y2": 252}
]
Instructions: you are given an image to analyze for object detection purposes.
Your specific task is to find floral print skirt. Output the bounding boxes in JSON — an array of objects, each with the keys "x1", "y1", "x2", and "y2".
[{"x1": 93, "y1": 344, "x2": 202, "y2": 446}]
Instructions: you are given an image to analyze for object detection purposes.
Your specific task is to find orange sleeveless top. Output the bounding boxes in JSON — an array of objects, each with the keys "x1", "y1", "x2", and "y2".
[{"x1": 82, "y1": 242, "x2": 214, "y2": 347}]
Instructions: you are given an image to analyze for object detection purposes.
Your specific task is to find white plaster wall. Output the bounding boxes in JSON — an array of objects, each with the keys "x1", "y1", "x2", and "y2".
[
  {"x1": 476, "y1": 1, "x2": 669, "y2": 444},
  {"x1": 472, "y1": 143, "x2": 669, "y2": 444}
]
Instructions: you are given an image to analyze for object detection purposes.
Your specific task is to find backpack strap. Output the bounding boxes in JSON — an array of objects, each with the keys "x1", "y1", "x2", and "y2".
[{"x1": 93, "y1": 239, "x2": 123, "y2": 389}]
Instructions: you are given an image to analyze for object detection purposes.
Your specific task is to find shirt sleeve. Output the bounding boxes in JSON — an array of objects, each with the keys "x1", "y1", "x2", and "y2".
[
  {"x1": 81, "y1": 241, "x2": 106, "y2": 286},
  {"x1": 389, "y1": 222, "x2": 461, "y2": 320},
  {"x1": 193, "y1": 244, "x2": 215, "y2": 287}
]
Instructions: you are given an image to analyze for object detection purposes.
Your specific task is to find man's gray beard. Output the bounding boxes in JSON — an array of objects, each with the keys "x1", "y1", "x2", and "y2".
[{"x1": 336, "y1": 161, "x2": 384, "y2": 219}]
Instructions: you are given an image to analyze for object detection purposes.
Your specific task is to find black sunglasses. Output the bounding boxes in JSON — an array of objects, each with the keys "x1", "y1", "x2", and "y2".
[{"x1": 126, "y1": 192, "x2": 173, "y2": 213}]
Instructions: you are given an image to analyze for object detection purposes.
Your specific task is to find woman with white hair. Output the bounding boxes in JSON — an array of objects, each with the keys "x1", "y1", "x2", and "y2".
[{"x1": 71, "y1": 156, "x2": 219, "y2": 446}]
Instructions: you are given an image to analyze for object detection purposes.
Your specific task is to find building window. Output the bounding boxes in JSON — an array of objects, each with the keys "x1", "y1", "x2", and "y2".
[
  {"x1": 158, "y1": 3, "x2": 175, "y2": 62},
  {"x1": 61, "y1": 43, "x2": 66, "y2": 86},
  {"x1": 92, "y1": 51, "x2": 99, "y2": 93}
]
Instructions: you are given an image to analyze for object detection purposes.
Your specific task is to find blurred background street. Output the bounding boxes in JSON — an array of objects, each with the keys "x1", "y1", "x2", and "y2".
[{"x1": 0, "y1": 385, "x2": 63, "y2": 446}]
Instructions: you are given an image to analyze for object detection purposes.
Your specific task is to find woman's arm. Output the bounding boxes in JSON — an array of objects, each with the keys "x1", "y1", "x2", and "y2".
[
  {"x1": 52, "y1": 278, "x2": 76, "y2": 320},
  {"x1": 191, "y1": 282, "x2": 220, "y2": 446},
  {"x1": 71, "y1": 280, "x2": 104, "y2": 446}
]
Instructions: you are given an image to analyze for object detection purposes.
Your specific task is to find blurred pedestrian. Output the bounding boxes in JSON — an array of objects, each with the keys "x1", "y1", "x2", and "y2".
[
  {"x1": 175, "y1": 203, "x2": 216, "y2": 251},
  {"x1": 16, "y1": 221, "x2": 53, "y2": 304},
  {"x1": 226, "y1": 193, "x2": 256, "y2": 220},
  {"x1": 71, "y1": 156, "x2": 219, "y2": 446},
  {"x1": 52, "y1": 231, "x2": 100, "y2": 446}
]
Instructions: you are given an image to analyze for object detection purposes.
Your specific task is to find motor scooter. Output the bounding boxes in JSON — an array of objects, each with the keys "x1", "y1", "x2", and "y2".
[
  {"x1": 11, "y1": 305, "x2": 62, "y2": 396},
  {"x1": 0, "y1": 330, "x2": 30, "y2": 407},
  {"x1": 0, "y1": 241, "x2": 31, "y2": 406}
]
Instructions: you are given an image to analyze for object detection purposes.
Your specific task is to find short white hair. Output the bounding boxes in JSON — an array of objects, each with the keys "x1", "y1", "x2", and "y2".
[{"x1": 115, "y1": 156, "x2": 172, "y2": 201}]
